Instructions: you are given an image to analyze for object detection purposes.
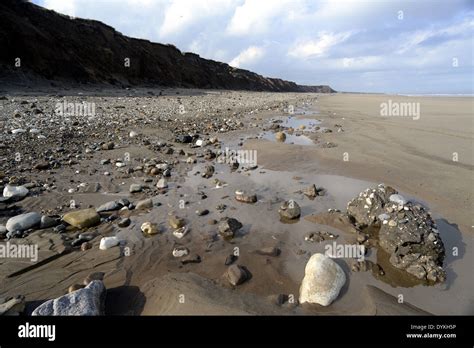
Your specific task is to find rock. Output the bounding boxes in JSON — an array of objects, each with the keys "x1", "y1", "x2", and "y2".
[
  {"x1": 141, "y1": 222, "x2": 159, "y2": 235},
  {"x1": 156, "y1": 178, "x2": 168, "y2": 189},
  {"x1": 346, "y1": 184, "x2": 395, "y2": 227},
  {"x1": 303, "y1": 184, "x2": 319, "y2": 198},
  {"x1": 83, "y1": 272, "x2": 105, "y2": 285},
  {"x1": 99, "y1": 236, "x2": 119, "y2": 250},
  {"x1": 81, "y1": 242, "x2": 92, "y2": 251},
  {"x1": 235, "y1": 190, "x2": 257, "y2": 203},
  {"x1": 202, "y1": 165, "x2": 215, "y2": 179},
  {"x1": 6, "y1": 212, "x2": 41, "y2": 232},
  {"x1": 279, "y1": 200, "x2": 301, "y2": 220},
  {"x1": 3, "y1": 185, "x2": 28, "y2": 200},
  {"x1": 256, "y1": 246, "x2": 280, "y2": 257},
  {"x1": 225, "y1": 254, "x2": 237, "y2": 265},
  {"x1": 275, "y1": 131, "x2": 286, "y2": 142},
  {"x1": 175, "y1": 134, "x2": 192, "y2": 143},
  {"x1": 181, "y1": 254, "x2": 201, "y2": 264},
  {"x1": 218, "y1": 217, "x2": 243, "y2": 239},
  {"x1": 101, "y1": 142, "x2": 114, "y2": 150},
  {"x1": 225, "y1": 265, "x2": 249, "y2": 286},
  {"x1": 68, "y1": 284, "x2": 85, "y2": 293},
  {"x1": 195, "y1": 139, "x2": 205, "y2": 147},
  {"x1": 135, "y1": 198, "x2": 153, "y2": 210},
  {"x1": 32, "y1": 280, "x2": 106, "y2": 316},
  {"x1": 63, "y1": 208, "x2": 100, "y2": 229},
  {"x1": 195, "y1": 209, "x2": 209, "y2": 216},
  {"x1": 299, "y1": 253, "x2": 346, "y2": 306},
  {"x1": 173, "y1": 226, "x2": 189, "y2": 239},
  {"x1": 0, "y1": 295, "x2": 25, "y2": 315},
  {"x1": 129, "y1": 184, "x2": 142, "y2": 193},
  {"x1": 96, "y1": 201, "x2": 120, "y2": 212},
  {"x1": 172, "y1": 246, "x2": 189, "y2": 258},
  {"x1": 117, "y1": 218, "x2": 131, "y2": 228},
  {"x1": 169, "y1": 215, "x2": 185, "y2": 229},
  {"x1": 39, "y1": 215, "x2": 59, "y2": 229},
  {"x1": 129, "y1": 131, "x2": 138, "y2": 138},
  {"x1": 389, "y1": 194, "x2": 408, "y2": 206}
]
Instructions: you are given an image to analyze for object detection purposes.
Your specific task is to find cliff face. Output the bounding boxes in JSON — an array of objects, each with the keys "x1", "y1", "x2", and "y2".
[{"x1": 0, "y1": 0, "x2": 335, "y2": 92}]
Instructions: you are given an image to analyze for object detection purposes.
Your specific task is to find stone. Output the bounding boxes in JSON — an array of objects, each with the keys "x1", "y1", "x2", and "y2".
[
  {"x1": 275, "y1": 131, "x2": 286, "y2": 142},
  {"x1": 81, "y1": 242, "x2": 92, "y2": 251},
  {"x1": 101, "y1": 142, "x2": 114, "y2": 150},
  {"x1": 195, "y1": 209, "x2": 209, "y2": 216},
  {"x1": 235, "y1": 190, "x2": 257, "y2": 203},
  {"x1": 63, "y1": 209, "x2": 100, "y2": 229},
  {"x1": 299, "y1": 253, "x2": 346, "y2": 306},
  {"x1": 169, "y1": 215, "x2": 185, "y2": 229},
  {"x1": 225, "y1": 265, "x2": 249, "y2": 286},
  {"x1": 99, "y1": 236, "x2": 119, "y2": 250},
  {"x1": 202, "y1": 165, "x2": 215, "y2": 178},
  {"x1": 32, "y1": 280, "x2": 106, "y2": 316},
  {"x1": 172, "y1": 246, "x2": 189, "y2": 258},
  {"x1": 218, "y1": 217, "x2": 243, "y2": 239},
  {"x1": 83, "y1": 272, "x2": 105, "y2": 285},
  {"x1": 6, "y1": 212, "x2": 41, "y2": 232},
  {"x1": 175, "y1": 134, "x2": 192, "y2": 143},
  {"x1": 279, "y1": 200, "x2": 301, "y2": 220},
  {"x1": 141, "y1": 222, "x2": 159, "y2": 235},
  {"x1": 117, "y1": 218, "x2": 131, "y2": 228},
  {"x1": 129, "y1": 131, "x2": 138, "y2": 138},
  {"x1": 40, "y1": 215, "x2": 59, "y2": 229},
  {"x1": 389, "y1": 194, "x2": 408, "y2": 206},
  {"x1": 173, "y1": 226, "x2": 189, "y2": 239},
  {"x1": 156, "y1": 178, "x2": 168, "y2": 189},
  {"x1": 0, "y1": 295, "x2": 25, "y2": 315},
  {"x1": 68, "y1": 284, "x2": 85, "y2": 293},
  {"x1": 129, "y1": 184, "x2": 142, "y2": 193},
  {"x1": 225, "y1": 254, "x2": 237, "y2": 265},
  {"x1": 256, "y1": 246, "x2": 280, "y2": 257},
  {"x1": 181, "y1": 254, "x2": 201, "y2": 264},
  {"x1": 96, "y1": 201, "x2": 120, "y2": 212},
  {"x1": 3, "y1": 185, "x2": 29, "y2": 200},
  {"x1": 303, "y1": 184, "x2": 318, "y2": 198},
  {"x1": 135, "y1": 198, "x2": 153, "y2": 210}
]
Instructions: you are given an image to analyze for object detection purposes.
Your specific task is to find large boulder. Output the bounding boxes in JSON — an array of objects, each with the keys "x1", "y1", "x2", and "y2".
[
  {"x1": 346, "y1": 184, "x2": 446, "y2": 283},
  {"x1": 63, "y1": 208, "x2": 100, "y2": 229},
  {"x1": 6, "y1": 212, "x2": 41, "y2": 232},
  {"x1": 3, "y1": 185, "x2": 29, "y2": 200},
  {"x1": 299, "y1": 253, "x2": 346, "y2": 306},
  {"x1": 32, "y1": 280, "x2": 106, "y2": 316}
]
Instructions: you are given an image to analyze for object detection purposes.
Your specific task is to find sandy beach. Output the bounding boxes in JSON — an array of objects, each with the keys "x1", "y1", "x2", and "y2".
[{"x1": 0, "y1": 90, "x2": 472, "y2": 316}]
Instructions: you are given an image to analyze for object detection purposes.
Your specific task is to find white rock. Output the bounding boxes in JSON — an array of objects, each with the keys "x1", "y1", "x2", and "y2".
[
  {"x1": 129, "y1": 131, "x2": 138, "y2": 138},
  {"x1": 299, "y1": 253, "x2": 346, "y2": 306},
  {"x1": 195, "y1": 139, "x2": 205, "y2": 147},
  {"x1": 99, "y1": 237, "x2": 119, "y2": 250},
  {"x1": 378, "y1": 213, "x2": 390, "y2": 221},
  {"x1": 29, "y1": 128, "x2": 40, "y2": 134},
  {"x1": 172, "y1": 247, "x2": 189, "y2": 258},
  {"x1": 6, "y1": 212, "x2": 41, "y2": 232},
  {"x1": 156, "y1": 178, "x2": 168, "y2": 189},
  {"x1": 3, "y1": 185, "x2": 29, "y2": 199},
  {"x1": 389, "y1": 194, "x2": 407, "y2": 206},
  {"x1": 173, "y1": 226, "x2": 189, "y2": 239},
  {"x1": 11, "y1": 129, "x2": 26, "y2": 134}
]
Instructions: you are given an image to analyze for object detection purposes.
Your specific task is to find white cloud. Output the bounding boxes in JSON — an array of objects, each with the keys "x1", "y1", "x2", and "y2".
[
  {"x1": 229, "y1": 46, "x2": 265, "y2": 68},
  {"x1": 226, "y1": 0, "x2": 296, "y2": 36},
  {"x1": 288, "y1": 31, "x2": 355, "y2": 59},
  {"x1": 159, "y1": 0, "x2": 236, "y2": 38}
]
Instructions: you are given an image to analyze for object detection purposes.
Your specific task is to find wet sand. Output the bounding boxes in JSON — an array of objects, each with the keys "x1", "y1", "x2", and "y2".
[{"x1": 0, "y1": 90, "x2": 472, "y2": 315}]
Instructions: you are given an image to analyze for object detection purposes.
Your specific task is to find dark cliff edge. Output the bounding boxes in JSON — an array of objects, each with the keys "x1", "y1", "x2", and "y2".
[{"x1": 0, "y1": 0, "x2": 335, "y2": 93}]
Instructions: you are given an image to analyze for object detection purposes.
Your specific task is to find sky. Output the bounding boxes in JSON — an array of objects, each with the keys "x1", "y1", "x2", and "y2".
[{"x1": 31, "y1": 0, "x2": 474, "y2": 94}]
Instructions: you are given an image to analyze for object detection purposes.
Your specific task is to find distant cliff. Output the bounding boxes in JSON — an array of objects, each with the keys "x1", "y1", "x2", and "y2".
[{"x1": 0, "y1": 0, "x2": 335, "y2": 92}]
